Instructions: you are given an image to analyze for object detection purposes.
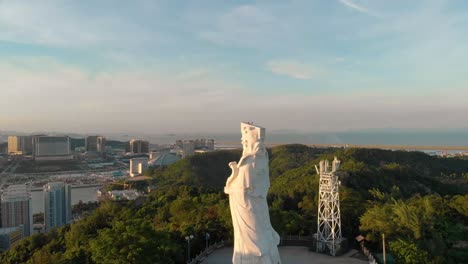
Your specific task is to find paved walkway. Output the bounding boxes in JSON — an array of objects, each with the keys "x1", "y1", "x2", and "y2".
[{"x1": 204, "y1": 246, "x2": 366, "y2": 264}]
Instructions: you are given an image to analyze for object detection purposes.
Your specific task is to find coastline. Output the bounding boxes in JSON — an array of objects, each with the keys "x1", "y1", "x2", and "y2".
[{"x1": 217, "y1": 142, "x2": 468, "y2": 151}]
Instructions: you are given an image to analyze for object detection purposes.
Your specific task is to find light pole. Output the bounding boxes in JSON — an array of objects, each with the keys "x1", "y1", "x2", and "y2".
[
  {"x1": 382, "y1": 233, "x2": 386, "y2": 264},
  {"x1": 205, "y1": 232, "x2": 210, "y2": 249},
  {"x1": 185, "y1": 234, "x2": 194, "y2": 263}
]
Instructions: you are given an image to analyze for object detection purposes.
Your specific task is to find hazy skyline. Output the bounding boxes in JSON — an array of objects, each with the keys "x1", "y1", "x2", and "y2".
[{"x1": 1, "y1": 0, "x2": 468, "y2": 134}]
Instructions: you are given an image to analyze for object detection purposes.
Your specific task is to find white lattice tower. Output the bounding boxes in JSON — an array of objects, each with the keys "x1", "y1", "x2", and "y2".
[{"x1": 316, "y1": 157, "x2": 342, "y2": 256}]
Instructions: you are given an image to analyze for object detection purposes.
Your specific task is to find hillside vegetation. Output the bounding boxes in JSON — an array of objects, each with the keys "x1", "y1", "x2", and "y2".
[{"x1": 1, "y1": 145, "x2": 467, "y2": 264}]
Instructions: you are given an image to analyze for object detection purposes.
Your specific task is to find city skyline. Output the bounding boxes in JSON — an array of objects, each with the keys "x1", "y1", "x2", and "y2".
[{"x1": 2, "y1": 0, "x2": 468, "y2": 133}]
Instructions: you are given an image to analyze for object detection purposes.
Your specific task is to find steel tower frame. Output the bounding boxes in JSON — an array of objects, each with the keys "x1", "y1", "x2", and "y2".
[{"x1": 315, "y1": 157, "x2": 342, "y2": 256}]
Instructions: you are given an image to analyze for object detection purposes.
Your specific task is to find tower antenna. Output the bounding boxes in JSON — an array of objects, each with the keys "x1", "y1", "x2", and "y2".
[{"x1": 316, "y1": 157, "x2": 343, "y2": 256}]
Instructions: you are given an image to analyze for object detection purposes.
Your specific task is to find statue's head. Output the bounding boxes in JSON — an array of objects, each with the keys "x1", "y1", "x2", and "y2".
[{"x1": 240, "y1": 122, "x2": 265, "y2": 155}]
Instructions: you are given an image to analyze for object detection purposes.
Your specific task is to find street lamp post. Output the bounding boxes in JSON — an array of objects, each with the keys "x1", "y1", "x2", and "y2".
[
  {"x1": 205, "y1": 233, "x2": 210, "y2": 249},
  {"x1": 185, "y1": 234, "x2": 194, "y2": 263}
]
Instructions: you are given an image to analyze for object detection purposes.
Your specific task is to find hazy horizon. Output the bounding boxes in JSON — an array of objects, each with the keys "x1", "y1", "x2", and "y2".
[
  {"x1": 2, "y1": 127, "x2": 468, "y2": 136},
  {"x1": 1, "y1": 129, "x2": 467, "y2": 147},
  {"x1": 2, "y1": 0, "x2": 468, "y2": 133}
]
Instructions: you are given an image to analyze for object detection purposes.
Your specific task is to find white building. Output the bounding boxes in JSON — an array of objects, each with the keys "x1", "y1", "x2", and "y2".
[
  {"x1": 108, "y1": 190, "x2": 141, "y2": 200},
  {"x1": 129, "y1": 157, "x2": 149, "y2": 177}
]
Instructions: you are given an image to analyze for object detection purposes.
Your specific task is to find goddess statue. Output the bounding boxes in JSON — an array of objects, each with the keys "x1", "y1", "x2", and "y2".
[{"x1": 224, "y1": 122, "x2": 281, "y2": 264}]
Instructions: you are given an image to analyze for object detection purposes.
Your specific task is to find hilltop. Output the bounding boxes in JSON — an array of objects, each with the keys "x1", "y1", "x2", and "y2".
[
  {"x1": 148, "y1": 145, "x2": 468, "y2": 196},
  {"x1": 1, "y1": 145, "x2": 467, "y2": 264}
]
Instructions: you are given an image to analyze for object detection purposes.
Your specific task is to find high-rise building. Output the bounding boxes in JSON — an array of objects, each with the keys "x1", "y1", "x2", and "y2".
[
  {"x1": 176, "y1": 138, "x2": 215, "y2": 151},
  {"x1": 181, "y1": 140, "x2": 195, "y2": 158},
  {"x1": 23, "y1": 136, "x2": 33, "y2": 154},
  {"x1": 8, "y1": 136, "x2": 24, "y2": 155},
  {"x1": 0, "y1": 142, "x2": 7, "y2": 154},
  {"x1": 1, "y1": 184, "x2": 33, "y2": 236},
  {"x1": 44, "y1": 182, "x2": 72, "y2": 231},
  {"x1": 8, "y1": 136, "x2": 23, "y2": 155},
  {"x1": 129, "y1": 157, "x2": 149, "y2": 177},
  {"x1": 129, "y1": 140, "x2": 149, "y2": 154},
  {"x1": 86, "y1": 136, "x2": 106, "y2": 153},
  {"x1": 7, "y1": 136, "x2": 33, "y2": 155},
  {"x1": 33, "y1": 136, "x2": 73, "y2": 161},
  {"x1": 0, "y1": 226, "x2": 24, "y2": 252},
  {"x1": 205, "y1": 139, "x2": 215, "y2": 150},
  {"x1": 198, "y1": 139, "x2": 215, "y2": 150}
]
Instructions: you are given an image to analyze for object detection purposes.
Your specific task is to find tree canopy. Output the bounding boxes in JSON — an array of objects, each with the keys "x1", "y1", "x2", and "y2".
[{"x1": 2, "y1": 145, "x2": 467, "y2": 263}]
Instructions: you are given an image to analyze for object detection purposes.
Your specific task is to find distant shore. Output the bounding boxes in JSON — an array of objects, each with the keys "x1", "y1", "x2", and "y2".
[{"x1": 217, "y1": 142, "x2": 468, "y2": 151}]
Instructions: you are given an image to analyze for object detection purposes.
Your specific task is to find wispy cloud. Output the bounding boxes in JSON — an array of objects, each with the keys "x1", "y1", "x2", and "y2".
[
  {"x1": 197, "y1": 4, "x2": 281, "y2": 48},
  {"x1": 2, "y1": 1, "x2": 468, "y2": 133},
  {"x1": 331, "y1": 57, "x2": 346, "y2": 63},
  {"x1": 266, "y1": 60, "x2": 317, "y2": 80},
  {"x1": 339, "y1": 0, "x2": 375, "y2": 16},
  {"x1": 0, "y1": 0, "x2": 162, "y2": 48},
  {"x1": 2, "y1": 58, "x2": 468, "y2": 133}
]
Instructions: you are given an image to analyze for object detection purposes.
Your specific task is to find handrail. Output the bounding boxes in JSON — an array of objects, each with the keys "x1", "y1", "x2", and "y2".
[
  {"x1": 189, "y1": 241, "x2": 225, "y2": 264},
  {"x1": 361, "y1": 245, "x2": 378, "y2": 264}
]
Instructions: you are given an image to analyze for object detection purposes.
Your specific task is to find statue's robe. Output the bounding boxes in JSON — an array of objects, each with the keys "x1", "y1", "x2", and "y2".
[{"x1": 225, "y1": 152, "x2": 281, "y2": 264}]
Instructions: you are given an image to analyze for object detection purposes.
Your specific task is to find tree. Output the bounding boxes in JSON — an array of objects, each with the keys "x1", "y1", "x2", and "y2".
[
  {"x1": 449, "y1": 195, "x2": 468, "y2": 218},
  {"x1": 389, "y1": 239, "x2": 430, "y2": 264},
  {"x1": 90, "y1": 220, "x2": 180, "y2": 264}
]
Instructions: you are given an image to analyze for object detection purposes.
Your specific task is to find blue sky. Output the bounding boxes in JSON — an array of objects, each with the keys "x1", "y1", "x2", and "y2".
[{"x1": 1, "y1": 0, "x2": 468, "y2": 134}]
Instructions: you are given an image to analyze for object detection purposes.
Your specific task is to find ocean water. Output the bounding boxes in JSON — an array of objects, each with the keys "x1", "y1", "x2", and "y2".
[{"x1": 110, "y1": 132, "x2": 468, "y2": 147}]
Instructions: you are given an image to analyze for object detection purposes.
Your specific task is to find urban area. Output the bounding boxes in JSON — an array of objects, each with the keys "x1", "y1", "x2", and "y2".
[{"x1": 0, "y1": 134, "x2": 215, "y2": 252}]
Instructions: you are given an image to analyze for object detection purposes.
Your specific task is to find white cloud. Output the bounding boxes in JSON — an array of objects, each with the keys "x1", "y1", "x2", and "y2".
[
  {"x1": 339, "y1": 0, "x2": 376, "y2": 16},
  {"x1": 266, "y1": 60, "x2": 317, "y2": 80},
  {"x1": 197, "y1": 4, "x2": 282, "y2": 48},
  {"x1": 2, "y1": 0, "x2": 468, "y2": 134},
  {"x1": 1, "y1": 58, "x2": 468, "y2": 133},
  {"x1": 175, "y1": 68, "x2": 211, "y2": 80},
  {"x1": 332, "y1": 57, "x2": 346, "y2": 63}
]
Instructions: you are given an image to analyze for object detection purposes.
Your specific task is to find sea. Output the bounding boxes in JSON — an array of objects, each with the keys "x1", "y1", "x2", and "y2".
[{"x1": 108, "y1": 131, "x2": 468, "y2": 147}]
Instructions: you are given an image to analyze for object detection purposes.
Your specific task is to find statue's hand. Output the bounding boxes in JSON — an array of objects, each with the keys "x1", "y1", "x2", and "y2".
[
  {"x1": 229, "y1": 162, "x2": 239, "y2": 174},
  {"x1": 228, "y1": 161, "x2": 238, "y2": 170},
  {"x1": 226, "y1": 162, "x2": 238, "y2": 187}
]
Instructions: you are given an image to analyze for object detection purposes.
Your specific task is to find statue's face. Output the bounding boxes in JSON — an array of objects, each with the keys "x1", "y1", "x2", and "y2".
[{"x1": 241, "y1": 127, "x2": 257, "y2": 148}]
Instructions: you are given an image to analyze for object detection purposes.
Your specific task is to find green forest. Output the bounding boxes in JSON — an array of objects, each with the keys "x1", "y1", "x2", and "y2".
[{"x1": 1, "y1": 145, "x2": 467, "y2": 263}]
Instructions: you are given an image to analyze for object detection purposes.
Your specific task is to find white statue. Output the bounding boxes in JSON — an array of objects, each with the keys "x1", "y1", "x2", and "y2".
[{"x1": 224, "y1": 122, "x2": 281, "y2": 264}]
